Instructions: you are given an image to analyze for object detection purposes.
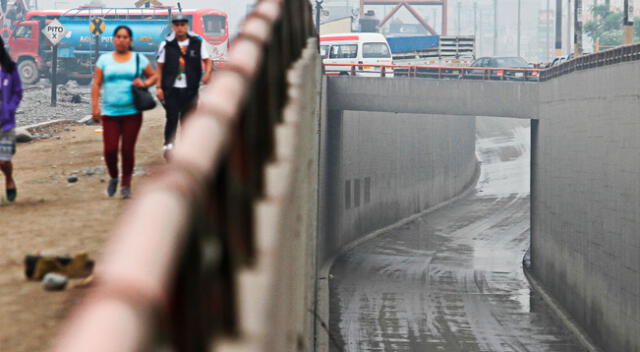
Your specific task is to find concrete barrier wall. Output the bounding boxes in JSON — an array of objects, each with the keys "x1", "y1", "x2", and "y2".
[
  {"x1": 318, "y1": 107, "x2": 478, "y2": 264},
  {"x1": 216, "y1": 40, "x2": 322, "y2": 352},
  {"x1": 533, "y1": 60, "x2": 640, "y2": 352},
  {"x1": 327, "y1": 77, "x2": 538, "y2": 119}
]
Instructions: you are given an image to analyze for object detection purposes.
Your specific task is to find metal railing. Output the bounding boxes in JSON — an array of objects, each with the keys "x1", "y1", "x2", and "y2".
[
  {"x1": 52, "y1": 0, "x2": 315, "y2": 351},
  {"x1": 540, "y1": 42, "x2": 640, "y2": 81},
  {"x1": 323, "y1": 63, "x2": 542, "y2": 81}
]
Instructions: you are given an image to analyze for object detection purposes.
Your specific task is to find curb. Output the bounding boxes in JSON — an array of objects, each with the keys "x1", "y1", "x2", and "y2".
[
  {"x1": 522, "y1": 258, "x2": 604, "y2": 352},
  {"x1": 24, "y1": 119, "x2": 77, "y2": 133},
  {"x1": 15, "y1": 119, "x2": 78, "y2": 143}
]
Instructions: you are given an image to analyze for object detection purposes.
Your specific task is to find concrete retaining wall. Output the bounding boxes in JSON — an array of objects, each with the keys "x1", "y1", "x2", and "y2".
[
  {"x1": 318, "y1": 108, "x2": 478, "y2": 264},
  {"x1": 533, "y1": 60, "x2": 640, "y2": 352},
  {"x1": 327, "y1": 77, "x2": 538, "y2": 119}
]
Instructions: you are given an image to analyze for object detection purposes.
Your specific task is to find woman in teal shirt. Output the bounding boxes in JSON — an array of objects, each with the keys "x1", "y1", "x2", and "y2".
[{"x1": 91, "y1": 26, "x2": 156, "y2": 199}]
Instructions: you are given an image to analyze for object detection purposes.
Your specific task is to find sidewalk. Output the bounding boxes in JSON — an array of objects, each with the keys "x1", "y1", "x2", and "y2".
[{"x1": 0, "y1": 107, "x2": 165, "y2": 352}]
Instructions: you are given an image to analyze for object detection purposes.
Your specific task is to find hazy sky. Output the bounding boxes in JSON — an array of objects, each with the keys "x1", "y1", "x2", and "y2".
[{"x1": 36, "y1": 0, "x2": 256, "y2": 34}]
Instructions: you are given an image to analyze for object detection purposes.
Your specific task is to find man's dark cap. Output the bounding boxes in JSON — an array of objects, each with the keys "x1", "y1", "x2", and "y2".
[{"x1": 172, "y1": 14, "x2": 189, "y2": 23}]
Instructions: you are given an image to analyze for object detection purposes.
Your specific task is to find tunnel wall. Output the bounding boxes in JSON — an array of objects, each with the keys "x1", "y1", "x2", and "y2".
[
  {"x1": 533, "y1": 60, "x2": 640, "y2": 352},
  {"x1": 318, "y1": 108, "x2": 478, "y2": 265},
  {"x1": 327, "y1": 77, "x2": 538, "y2": 119}
]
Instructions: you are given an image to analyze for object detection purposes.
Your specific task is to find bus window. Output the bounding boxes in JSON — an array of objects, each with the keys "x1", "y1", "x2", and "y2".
[
  {"x1": 203, "y1": 15, "x2": 225, "y2": 36},
  {"x1": 329, "y1": 44, "x2": 357, "y2": 59},
  {"x1": 320, "y1": 45, "x2": 329, "y2": 59},
  {"x1": 363, "y1": 42, "x2": 390, "y2": 58}
]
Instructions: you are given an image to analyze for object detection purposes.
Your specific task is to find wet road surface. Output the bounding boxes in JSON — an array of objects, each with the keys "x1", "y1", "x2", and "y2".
[{"x1": 329, "y1": 118, "x2": 585, "y2": 352}]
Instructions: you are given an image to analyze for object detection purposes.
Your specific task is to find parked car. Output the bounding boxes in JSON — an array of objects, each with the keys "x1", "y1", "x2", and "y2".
[
  {"x1": 548, "y1": 53, "x2": 575, "y2": 68},
  {"x1": 463, "y1": 56, "x2": 539, "y2": 81}
]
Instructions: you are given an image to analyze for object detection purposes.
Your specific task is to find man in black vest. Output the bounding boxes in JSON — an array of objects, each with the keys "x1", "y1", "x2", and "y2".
[{"x1": 156, "y1": 14, "x2": 212, "y2": 157}]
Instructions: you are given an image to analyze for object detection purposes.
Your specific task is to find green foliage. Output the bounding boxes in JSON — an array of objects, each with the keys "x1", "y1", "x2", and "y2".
[{"x1": 584, "y1": 5, "x2": 640, "y2": 46}]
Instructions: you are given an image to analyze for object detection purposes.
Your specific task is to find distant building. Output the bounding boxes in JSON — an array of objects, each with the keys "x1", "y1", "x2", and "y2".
[
  {"x1": 321, "y1": 2, "x2": 355, "y2": 24},
  {"x1": 320, "y1": 16, "x2": 353, "y2": 34}
]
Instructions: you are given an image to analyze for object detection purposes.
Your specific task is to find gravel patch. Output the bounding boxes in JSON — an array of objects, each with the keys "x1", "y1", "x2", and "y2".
[{"x1": 17, "y1": 80, "x2": 91, "y2": 127}]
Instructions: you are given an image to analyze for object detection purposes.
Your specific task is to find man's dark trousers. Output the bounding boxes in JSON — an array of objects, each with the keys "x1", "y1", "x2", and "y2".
[{"x1": 163, "y1": 87, "x2": 197, "y2": 145}]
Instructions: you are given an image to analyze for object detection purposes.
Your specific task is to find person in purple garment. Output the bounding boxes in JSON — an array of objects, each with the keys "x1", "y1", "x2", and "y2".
[{"x1": 0, "y1": 37, "x2": 23, "y2": 202}]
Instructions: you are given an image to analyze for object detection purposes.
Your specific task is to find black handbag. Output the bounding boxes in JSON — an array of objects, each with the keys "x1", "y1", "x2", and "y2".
[{"x1": 132, "y1": 53, "x2": 157, "y2": 111}]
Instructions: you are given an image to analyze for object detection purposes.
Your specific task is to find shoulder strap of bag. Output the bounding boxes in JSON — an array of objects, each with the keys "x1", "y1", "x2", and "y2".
[{"x1": 135, "y1": 52, "x2": 140, "y2": 79}]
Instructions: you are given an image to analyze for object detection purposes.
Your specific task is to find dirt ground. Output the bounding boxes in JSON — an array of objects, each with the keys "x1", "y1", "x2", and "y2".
[{"x1": 0, "y1": 108, "x2": 165, "y2": 352}]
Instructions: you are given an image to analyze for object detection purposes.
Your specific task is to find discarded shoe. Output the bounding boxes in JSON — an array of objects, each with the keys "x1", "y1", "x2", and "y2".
[{"x1": 25, "y1": 253, "x2": 95, "y2": 281}]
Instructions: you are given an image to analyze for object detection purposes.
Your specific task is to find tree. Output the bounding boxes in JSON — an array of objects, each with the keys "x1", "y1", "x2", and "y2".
[{"x1": 584, "y1": 5, "x2": 640, "y2": 47}]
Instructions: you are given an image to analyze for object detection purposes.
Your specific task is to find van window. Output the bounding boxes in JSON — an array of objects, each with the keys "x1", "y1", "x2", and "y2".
[
  {"x1": 320, "y1": 45, "x2": 329, "y2": 59},
  {"x1": 363, "y1": 42, "x2": 390, "y2": 58},
  {"x1": 329, "y1": 44, "x2": 357, "y2": 59}
]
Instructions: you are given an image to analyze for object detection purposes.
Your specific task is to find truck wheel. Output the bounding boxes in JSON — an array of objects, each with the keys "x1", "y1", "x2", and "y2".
[{"x1": 18, "y1": 60, "x2": 39, "y2": 85}]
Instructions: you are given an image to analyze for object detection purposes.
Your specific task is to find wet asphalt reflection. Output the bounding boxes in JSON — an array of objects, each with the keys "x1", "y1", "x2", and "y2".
[{"x1": 329, "y1": 118, "x2": 585, "y2": 352}]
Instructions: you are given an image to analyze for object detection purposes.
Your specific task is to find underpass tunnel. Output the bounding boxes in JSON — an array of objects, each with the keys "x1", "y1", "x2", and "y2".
[{"x1": 317, "y1": 99, "x2": 589, "y2": 351}]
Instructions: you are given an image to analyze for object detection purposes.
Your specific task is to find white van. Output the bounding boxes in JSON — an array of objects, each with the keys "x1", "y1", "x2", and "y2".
[{"x1": 320, "y1": 33, "x2": 394, "y2": 77}]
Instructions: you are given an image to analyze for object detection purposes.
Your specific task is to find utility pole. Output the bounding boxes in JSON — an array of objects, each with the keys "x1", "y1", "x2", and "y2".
[
  {"x1": 556, "y1": 0, "x2": 562, "y2": 56},
  {"x1": 517, "y1": 0, "x2": 522, "y2": 56},
  {"x1": 623, "y1": 0, "x2": 634, "y2": 44},
  {"x1": 575, "y1": 0, "x2": 583, "y2": 55},
  {"x1": 493, "y1": 0, "x2": 498, "y2": 55}
]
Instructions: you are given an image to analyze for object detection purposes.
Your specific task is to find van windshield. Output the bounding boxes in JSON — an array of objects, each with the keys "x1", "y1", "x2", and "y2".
[
  {"x1": 329, "y1": 44, "x2": 357, "y2": 59},
  {"x1": 363, "y1": 42, "x2": 390, "y2": 58}
]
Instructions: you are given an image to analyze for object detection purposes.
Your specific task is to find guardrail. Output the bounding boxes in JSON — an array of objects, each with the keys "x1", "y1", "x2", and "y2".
[
  {"x1": 52, "y1": 0, "x2": 315, "y2": 351},
  {"x1": 540, "y1": 42, "x2": 640, "y2": 81},
  {"x1": 324, "y1": 63, "x2": 542, "y2": 81}
]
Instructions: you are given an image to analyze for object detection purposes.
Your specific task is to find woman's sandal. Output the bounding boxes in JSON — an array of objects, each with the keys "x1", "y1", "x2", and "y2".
[{"x1": 6, "y1": 188, "x2": 16, "y2": 202}]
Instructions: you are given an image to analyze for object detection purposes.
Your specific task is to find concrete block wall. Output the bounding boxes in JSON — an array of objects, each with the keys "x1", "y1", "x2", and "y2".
[
  {"x1": 318, "y1": 109, "x2": 478, "y2": 264},
  {"x1": 533, "y1": 60, "x2": 640, "y2": 352}
]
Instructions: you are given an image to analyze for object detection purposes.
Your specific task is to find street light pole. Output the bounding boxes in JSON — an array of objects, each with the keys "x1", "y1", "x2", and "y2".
[
  {"x1": 474, "y1": 2, "x2": 478, "y2": 53},
  {"x1": 555, "y1": 0, "x2": 562, "y2": 57},
  {"x1": 457, "y1": 0, "x2": 461, "y2": 35},
  {"x1": 315, "y1": 0, "x2": 323, "y2": 35},
  {"x1": 546, "y1": 0, "x2": 551, "y2": 61},
  {"x1": 493, "y1": 0, "x2": 498, "y2": 55},
  {"x1": 566, "y1": 0, "x2": 572, "y2": 56},
  {"x1": 517, "y1": 0, "x2": 521, "y2": 56}
]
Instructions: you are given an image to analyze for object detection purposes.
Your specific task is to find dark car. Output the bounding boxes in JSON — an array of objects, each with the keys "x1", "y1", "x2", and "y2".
[{"x1": 464, "y1": 56, "x2": 539, "y2": 81}]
